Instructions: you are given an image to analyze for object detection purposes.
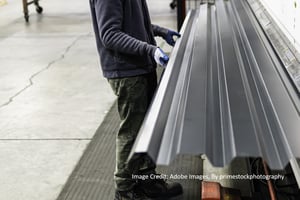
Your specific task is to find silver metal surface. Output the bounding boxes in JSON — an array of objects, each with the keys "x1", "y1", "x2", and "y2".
[
  {"x1": 132, "y1": 0, "x2": 300, "y2": 172},
  {"x1": 247, "y1": 0, "x2": 300, "y2": 94}
]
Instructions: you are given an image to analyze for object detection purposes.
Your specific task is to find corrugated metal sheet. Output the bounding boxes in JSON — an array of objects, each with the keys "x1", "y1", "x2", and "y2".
[{"x1": 131, "y1": 0, "x2": 300, "y2": 171}]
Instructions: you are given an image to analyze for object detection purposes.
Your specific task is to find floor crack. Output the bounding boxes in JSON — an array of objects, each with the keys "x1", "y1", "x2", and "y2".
[{"x1": 0, "y1": 33, "x2": 90, "y2": 109}]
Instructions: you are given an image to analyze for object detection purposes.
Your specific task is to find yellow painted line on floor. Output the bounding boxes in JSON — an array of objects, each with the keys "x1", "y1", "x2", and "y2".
[{"x1": 0, "y1": 0, "x2": 7, "y2": 7}]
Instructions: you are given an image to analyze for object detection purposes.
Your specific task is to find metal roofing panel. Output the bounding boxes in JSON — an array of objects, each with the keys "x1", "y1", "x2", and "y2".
[{"x1": 131, "y1": 0, "x2": 300, "y2": 171}]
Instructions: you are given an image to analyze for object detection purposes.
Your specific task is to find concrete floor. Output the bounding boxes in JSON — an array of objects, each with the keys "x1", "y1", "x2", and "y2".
[
  {"x1": 0, "y1": 0, "x2": 176, "y2": 199},
  {"x1": 57, "y1": 103, "x2": 202, "y2": 200}
]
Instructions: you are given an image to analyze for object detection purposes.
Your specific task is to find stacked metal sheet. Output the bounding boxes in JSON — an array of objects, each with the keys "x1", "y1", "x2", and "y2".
[{"x1": 132, "y1": 0, "x2": 300, "y2": 171}]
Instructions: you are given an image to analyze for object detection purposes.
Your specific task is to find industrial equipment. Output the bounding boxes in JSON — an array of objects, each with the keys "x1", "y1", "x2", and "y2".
[{"x1": 132, "y1": 0, "x2": 300, "y2": 199}]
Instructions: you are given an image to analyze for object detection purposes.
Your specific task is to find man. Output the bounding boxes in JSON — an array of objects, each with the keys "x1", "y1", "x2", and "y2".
[{"x1": 89, "y1": 0, "x2": 183, "y2": 199}]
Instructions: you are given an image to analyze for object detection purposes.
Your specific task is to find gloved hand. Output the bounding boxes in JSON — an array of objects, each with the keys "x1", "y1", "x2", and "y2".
[
  {"x1": 164, "y1": 30, "x2": 181, "y2": 46},
  {"x1": 154, "y1": 48, "x2": 169, "y2": 67}
]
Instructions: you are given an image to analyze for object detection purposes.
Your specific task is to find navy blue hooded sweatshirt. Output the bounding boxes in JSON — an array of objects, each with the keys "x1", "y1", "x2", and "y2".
[{"x1": 89, "y1": 0, "x2": 168, "y2": 78}]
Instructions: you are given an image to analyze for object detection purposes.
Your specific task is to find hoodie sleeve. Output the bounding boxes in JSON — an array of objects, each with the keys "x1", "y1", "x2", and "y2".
[{"x1": 94, "y1": 0, "x2": 157, "y2": 57}]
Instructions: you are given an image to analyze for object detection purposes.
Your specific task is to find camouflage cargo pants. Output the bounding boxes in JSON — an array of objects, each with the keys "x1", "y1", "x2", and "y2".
[{"x1": 108, "y1": 71, "x2": 157, "y2": 191}]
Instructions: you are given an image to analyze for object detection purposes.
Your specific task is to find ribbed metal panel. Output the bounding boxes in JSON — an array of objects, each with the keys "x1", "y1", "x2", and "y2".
[{"x1": 132, "y1": 0, "x2": 300, "y2": 171}]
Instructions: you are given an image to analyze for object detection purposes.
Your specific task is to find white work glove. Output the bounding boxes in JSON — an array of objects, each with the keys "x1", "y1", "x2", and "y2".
[{"x1": 154, "y1": 48, "x2": 169, "y2": 67}]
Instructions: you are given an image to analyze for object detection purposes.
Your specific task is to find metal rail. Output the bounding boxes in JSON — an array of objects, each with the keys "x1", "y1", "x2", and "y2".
[{"x1": 132, "y1": 0, "x2": 300, "y2": 173}]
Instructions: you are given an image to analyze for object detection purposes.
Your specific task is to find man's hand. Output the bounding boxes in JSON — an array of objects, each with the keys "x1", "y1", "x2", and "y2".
[
  {"x1": 164, "y1": 30, "x2": 181, "y2": 46},
  {"x1": 154, "y1": 48, "x2": 169, "y2": 67}
]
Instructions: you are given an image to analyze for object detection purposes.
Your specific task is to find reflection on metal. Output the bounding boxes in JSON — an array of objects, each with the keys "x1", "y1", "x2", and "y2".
[{"x1": 132, "y1": 0, "x2": 300, "y2": 173}]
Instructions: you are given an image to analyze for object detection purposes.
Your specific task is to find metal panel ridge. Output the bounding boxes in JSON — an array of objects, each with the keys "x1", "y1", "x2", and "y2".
[
  {"x1": 130, "y1": 10, "x2": 197, "y2": 159},
  {"x1": 131, "y1": 0, "x2": 300, "y2": 170}
]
